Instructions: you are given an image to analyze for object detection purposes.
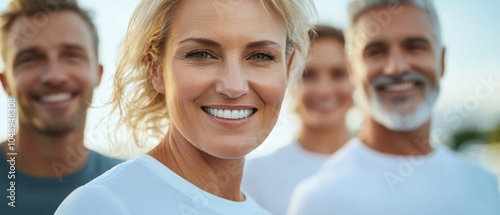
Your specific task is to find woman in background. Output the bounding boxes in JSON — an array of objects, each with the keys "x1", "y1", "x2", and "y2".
[
  {"x1": 55, "y1": 0, "x2": 315, "y2": 214},
  {"x1": 242, "y1": 25, "x2": 353, "y2": 215}
]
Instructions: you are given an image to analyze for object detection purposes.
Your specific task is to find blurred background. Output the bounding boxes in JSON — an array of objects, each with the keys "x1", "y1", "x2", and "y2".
[{"x1": 0, "y1": 0, "x2": 499, "y2": 185}]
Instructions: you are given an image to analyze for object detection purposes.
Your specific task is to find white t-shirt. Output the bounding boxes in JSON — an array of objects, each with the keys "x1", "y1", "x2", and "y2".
[
  {"x1": 242, "y1": 142, "x2": 329, "y2": 215},
  {"x1": 55, "y1": 154, "x2": 271, "y2": 215},
  {"x1": 289, "y1": 138, "x2": 500, "y2": 215}
]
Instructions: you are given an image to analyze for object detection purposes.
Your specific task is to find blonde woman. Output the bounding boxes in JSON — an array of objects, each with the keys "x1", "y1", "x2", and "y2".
[{"x1": 55, "y1": 0, "x2": 315, "y2": 214}]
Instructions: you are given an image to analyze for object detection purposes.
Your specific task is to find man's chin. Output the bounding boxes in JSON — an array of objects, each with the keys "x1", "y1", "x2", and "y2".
[
  {"x1": 34, "y1": 124, "x2": 77, "y2": 136},
  {"x1": 370, "y1": 106, "x2": 432, "y2": 132},
  {"x1": 28, "y1": 114, "x2": 84, "y2": 137}
]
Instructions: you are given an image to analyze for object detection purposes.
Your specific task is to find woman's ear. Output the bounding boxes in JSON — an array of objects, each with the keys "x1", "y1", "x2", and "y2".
[
  {"x1": 148, "y1": 53, "x2": 165, "y2": 94},
  {"x1": 346, "y1": 58, "x2": 356, "y2": 85},
  {"x1": 286, "y1": 49, "x2": 296, "y2": 77}
]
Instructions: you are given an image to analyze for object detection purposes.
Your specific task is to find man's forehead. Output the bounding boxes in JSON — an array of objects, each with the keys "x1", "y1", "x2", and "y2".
[
  {"x1": 353, "y1": 5, "x2": 436, "y2": 45},
  {"x1": 6, "y1": 12, "x2": 93, "y2": 56}
]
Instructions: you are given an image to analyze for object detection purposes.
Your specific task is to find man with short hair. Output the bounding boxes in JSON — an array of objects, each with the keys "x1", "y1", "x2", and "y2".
[
  {"x1": 288, "y1": 0, "x2": 500, "y2": 214},
  {"x1": 0, "y1": 0, "x2": 121, "y2": 214}
]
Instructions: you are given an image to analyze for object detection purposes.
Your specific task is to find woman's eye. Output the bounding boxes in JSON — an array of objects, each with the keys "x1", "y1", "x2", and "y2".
[
  {"x1": 331, "y1": 69, "x2": 347, "y2": 79},
  {"x1": 251, "y1": 53, "x2": 274, "y2": 61},
  {"x1": 186, "y1": 50, "x2": 213, "y2": 59},
  {"x1": 302, "y1": 69, "x2": 316, "y2": 80},
  {"x1": 367, "y1": 49, "x2": 382, "y2": 57}
]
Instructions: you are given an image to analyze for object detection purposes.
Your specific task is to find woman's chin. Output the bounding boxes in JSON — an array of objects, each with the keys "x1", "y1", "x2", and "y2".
[{"x1": 202, "y1": 142, "x2": 261, "y2": 160}]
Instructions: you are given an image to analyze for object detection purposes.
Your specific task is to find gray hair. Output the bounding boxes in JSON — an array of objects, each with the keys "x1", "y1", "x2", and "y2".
[{"x1": 345, "y1": 0, "x2": 442, "y2": 54}]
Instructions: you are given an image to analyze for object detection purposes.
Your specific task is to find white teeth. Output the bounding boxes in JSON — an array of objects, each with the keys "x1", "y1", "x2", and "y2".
[
  {"x1": 385, "y1": 82, "x2": 415, "y2": 92},
  {"x1": 223, "y1": 110, "x2": 231, "y2": 118},
  {"x1": 204, "y1": 107, "x2": 254, "y2": 119},
  {"x1": 39, "y1": 93, "x2": 72, "y2": 103}
]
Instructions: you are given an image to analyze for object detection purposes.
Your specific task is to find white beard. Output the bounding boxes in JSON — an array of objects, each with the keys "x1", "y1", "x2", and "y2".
[{"x1": 354, "y1": 76, "x2": 439, "y2": 132}]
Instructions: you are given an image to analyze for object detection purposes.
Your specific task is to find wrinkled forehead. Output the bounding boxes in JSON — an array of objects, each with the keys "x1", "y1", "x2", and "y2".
[
  {"x1": 168, "y1": 0, "x2": 288, "y2": 46},
  {"x1": 351, "y1": 5, "x2": 437, "y2": 49},
  {"x1": 348, "y1": 0, "x2": 438, "y2": 23}
]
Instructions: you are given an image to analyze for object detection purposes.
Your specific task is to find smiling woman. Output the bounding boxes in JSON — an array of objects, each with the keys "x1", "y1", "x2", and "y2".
[{"x1": 54, "y1": 0, "x2": 315, "y2": 214}]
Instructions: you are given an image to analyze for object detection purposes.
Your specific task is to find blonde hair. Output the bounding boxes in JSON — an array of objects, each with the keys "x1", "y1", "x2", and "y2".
[{"x1": 110, "y1": 0, "x2": 316, "y2": 147}]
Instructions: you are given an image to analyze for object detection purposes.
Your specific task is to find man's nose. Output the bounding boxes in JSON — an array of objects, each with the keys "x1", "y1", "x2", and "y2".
[
  {"x1": 40, "y1": 59, "x2": 68, "y2": 87},
  {"x1": 383, "y1": 48, "x2": 410, "y2": 76}
]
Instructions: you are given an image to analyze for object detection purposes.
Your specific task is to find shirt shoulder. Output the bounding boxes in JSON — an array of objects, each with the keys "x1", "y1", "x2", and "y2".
[
  {"x1": 316, "y1": 138, "x2": 366, "y2": 175},
  {"x1": 288, "y1": 173, "x2": 344, "y2": 215},
  {"x1": 244, "y1": 143, "x2": 297, "y2": 175},
  {"x1": 436, "y1": 146, "x2": 497, "y2": 181},
  {"x1": 55, "y1": 184, "x2": 129, "y2": 215},
  {"x1": 88, "y1": 150, "x2": 124, "y2": 171}
]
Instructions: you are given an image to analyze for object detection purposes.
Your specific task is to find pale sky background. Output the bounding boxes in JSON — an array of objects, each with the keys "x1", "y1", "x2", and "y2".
[{"x1": 0, "y1": 0, "x2": 499, "y2": 166}]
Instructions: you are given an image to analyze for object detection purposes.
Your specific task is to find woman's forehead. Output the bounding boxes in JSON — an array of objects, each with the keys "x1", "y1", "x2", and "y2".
[{"x1": 167, "y1": 0, "x2": 287, "y2": 45}]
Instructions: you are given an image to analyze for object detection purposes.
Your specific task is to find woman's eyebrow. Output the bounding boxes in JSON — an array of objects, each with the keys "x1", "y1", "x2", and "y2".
[{"x1": 179, "y1": 38, "x2": 220, "y2": 47}]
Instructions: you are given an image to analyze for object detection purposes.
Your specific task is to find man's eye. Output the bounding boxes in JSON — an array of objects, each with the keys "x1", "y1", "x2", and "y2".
[
  {"x1": 67, "y1": 52, "x2": 81, "y2": 58},
  {"x1": 407, "y1": 43, "x2": 427, "y2": 51},
  {"x1": 16, "y1": 55, "x2": 38, "y2": 65},
  {"x1": 19, "y1": 57, "x2": 34, "y2": 63},
  {"x1": 367, "y1": 49, "x2": 382, "y2": 57}
]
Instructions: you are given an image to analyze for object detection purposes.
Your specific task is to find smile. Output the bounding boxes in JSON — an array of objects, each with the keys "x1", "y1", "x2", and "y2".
[
  {"x1": 383, "y1": 82, "x2": 416, "y2": 92},
  {"x1": 39, "y1": 93, "x2": 73, "y2": 103},
  {"x1": 202, "y1": 107, "x2": 256, "y2": 119}
]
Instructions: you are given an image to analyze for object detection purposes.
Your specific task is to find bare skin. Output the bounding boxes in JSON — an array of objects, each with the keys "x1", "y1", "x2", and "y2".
[
  {"x1": 298, "y1": 119, "x2": 351, "y2": 155},
  {"x1": 296, "y1": 38, "x2": 353, "y2": 155},
  {"x1": 358, "y1": 118, "x2": 432, "y2": 155},
  {"x1": 147, "y1": 0, "x2": 291, "y2": 202},
  {"x1": 350, "y1": 5, "x2": 445, "y2": 155},
  {"x1": 149, "y1": 130, "x2": 245, "y2": 201},
  {"x1": 0, "y1": 11, "x2": 103, "y2": 178}
]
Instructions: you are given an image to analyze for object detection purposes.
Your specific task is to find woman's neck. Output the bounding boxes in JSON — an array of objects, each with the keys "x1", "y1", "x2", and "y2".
[
  {"x1": 297, "y1": 122, "x2": 351, "y2": 155},
  {"x1": 148, "y1": 129, "x2": 245, "y2": 202}
]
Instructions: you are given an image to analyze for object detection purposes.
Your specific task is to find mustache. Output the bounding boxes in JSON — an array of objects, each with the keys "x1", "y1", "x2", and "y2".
[{"x1": 370, "y1": 72, "x2": 429, "y2": 89}]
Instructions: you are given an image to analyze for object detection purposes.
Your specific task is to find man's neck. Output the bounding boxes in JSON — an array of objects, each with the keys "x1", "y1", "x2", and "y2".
[
  {"x1": 148, "y1": 129, "x2": 245, "y2": 202},
  {"x1": 298, "y1": 122, "x2": 351, "y2": 155},
  {"x1": 358, "y1": 117, "x2": 433, "y2": 156},
  {"x1": 3, "y1": 122, "x2": 89, "y2": 178}
]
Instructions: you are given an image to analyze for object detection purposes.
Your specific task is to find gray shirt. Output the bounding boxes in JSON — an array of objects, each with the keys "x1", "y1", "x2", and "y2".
[{"x1": 0, "y1": 143, "x2": 122, "y2": 215}]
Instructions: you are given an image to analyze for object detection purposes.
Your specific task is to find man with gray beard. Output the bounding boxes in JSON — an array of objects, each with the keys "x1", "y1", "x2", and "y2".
[{"x1": 288, "y1": 0, "x2": 500, "y2": 214}]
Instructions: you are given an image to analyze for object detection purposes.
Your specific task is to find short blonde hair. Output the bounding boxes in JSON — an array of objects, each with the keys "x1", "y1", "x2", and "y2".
[{"x1": 110, "y1": 0, "x2": 316, "y2": 147}]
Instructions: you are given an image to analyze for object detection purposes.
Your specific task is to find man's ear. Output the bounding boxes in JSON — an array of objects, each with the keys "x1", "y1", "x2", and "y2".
[
  {"x1": 440, "y1": 47, "x2": 446, "y2": 77},
  {"x1": 0, "y1": 72, "x2": 11, "y2": 95},
  {"x1": 94, "y1": 64, "x2": 103, "y2": 87},
  {"x1": 148, "y1": 54, "x2": 165, "y2": 94},
  {"x1": 286, "y1": 49, "x2": 296, "y2": 78}
]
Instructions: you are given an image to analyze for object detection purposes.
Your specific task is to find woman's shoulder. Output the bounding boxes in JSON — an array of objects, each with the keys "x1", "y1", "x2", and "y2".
[
  {"x1": 83, "y1": 155, "x2": 146, "y2": 186},
  {"x1": 55, "y1": 155, "x2": 163, "y2": 214}
]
